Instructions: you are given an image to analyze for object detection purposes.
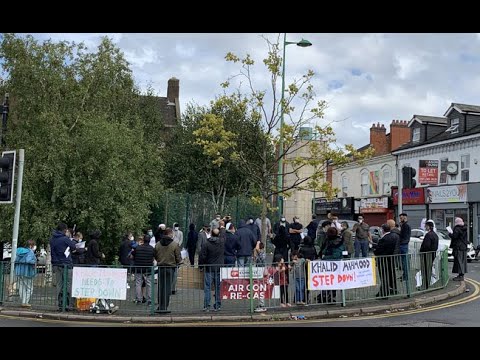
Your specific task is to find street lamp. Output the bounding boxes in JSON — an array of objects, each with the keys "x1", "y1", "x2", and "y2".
[{"x1": 277, "y1": 33, "x2": 312, "y2": 217}]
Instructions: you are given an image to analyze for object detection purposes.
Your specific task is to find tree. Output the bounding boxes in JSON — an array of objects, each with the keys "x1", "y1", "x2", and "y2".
[
  {"x1": 197, "y1": 34, "x2": 373, "y2": 240},
  {"x1": 0, "y1": 34, "x2": 163, "y2": 262},
  {"x1": 163, "y1": 93, "x2": 265, "y2": 215}
]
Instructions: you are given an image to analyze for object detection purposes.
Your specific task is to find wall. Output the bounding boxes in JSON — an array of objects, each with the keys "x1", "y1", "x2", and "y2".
[{"x1": 332, "y1": 154, "x2": 397, "y2": 198}]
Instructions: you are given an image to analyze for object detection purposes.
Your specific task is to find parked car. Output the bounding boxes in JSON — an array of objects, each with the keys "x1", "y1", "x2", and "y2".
[
  {"x1": 369, "y1": 226, "x2": 383, "y2": 250},
  {"x1": 409, "y1": 228, "x2": 476, "y2": 262}
]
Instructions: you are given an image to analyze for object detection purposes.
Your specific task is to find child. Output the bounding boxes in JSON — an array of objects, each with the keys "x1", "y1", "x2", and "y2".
[
  {"x1": 254, "y1": 241, "x2": 267, "y2": 312},
  {"x1": 291, "y1": 250, "x2": 306, "y2": 305},
  {"x1": 272, "y1": 253, "x2": 291, "y2": 307}
]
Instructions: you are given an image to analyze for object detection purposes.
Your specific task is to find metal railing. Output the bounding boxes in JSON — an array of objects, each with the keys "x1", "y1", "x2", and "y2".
[{"x1": 0, "y1": 249, "x2": 449, "y2": 316}]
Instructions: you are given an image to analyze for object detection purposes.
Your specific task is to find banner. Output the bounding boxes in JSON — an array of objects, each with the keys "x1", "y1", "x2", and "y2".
[
  {"x1": 72, "y1": 267, "x2": 128, "y2": 300},
  {"x1": 369, "y1": 171, "x2": 379, "y2": 195},
  {"x1": 308, "y1": 258, "x2": 376, "y2": 290},
  {"x1": 419, "y1": 160, "x2": 439, "y2": 185},
  {"x1": 425, "y1": 184, "x2": 467, "y2": 203},
  {"x1": 220, "y1": 266, "x2": 280, "y2": 300}
]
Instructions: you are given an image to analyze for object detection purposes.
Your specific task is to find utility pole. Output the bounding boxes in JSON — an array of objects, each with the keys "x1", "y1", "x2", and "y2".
[
  {"x1": 1, "y1": 94, "x2": 9, "y2": 148},
  {"x1": 9, "y1": 149, "x2": 24, "y2": 284}
]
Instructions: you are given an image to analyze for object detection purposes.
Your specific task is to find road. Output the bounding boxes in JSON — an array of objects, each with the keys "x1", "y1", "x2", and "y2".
[{"x1": 1, "y1": 262, "x2": 479, "y2": 327}]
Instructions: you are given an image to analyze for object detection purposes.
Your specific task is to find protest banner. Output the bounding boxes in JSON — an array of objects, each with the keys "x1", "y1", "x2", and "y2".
[
  {"x1": 72, "y1": 267, "x2": 127, "y2": 300},
  {"x1": 308, "y1": 258, "x2": 377, "y2": 290}
]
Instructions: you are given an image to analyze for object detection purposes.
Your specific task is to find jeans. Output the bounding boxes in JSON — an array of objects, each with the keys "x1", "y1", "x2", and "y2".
[
  {"x1": 354, "y1": 239, "x2": 369, "y2": 258},
  {"x1": 203, "y1": 269, "x2": 221, "y2": 310},
  {"x1": 399, "y1": 244, "x2": 409, "y2": 281},
  {"x1": 18, "y1": 276, "x2": 34, "y2": 304},
  {"x1": 53, "y1": 265, "x2": 72, "y2": 309},
  {"x1": 295, "y1": 277, "x2": 305, "y2": 303},
  {"x1": 237, "y1": 256, "x2": 251, "y2": 267}
]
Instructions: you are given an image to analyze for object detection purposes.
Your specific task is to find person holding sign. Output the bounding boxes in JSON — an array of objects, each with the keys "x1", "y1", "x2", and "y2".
[
  {"x1": 317, "y1": 227, "x2": 345, "y2": 304},
  {"x1": 419, "y1": 220, "x2": 439, "y2": 290},
  {"x1": 449, "y1": 217, "x2": 468, "y2": 282}
]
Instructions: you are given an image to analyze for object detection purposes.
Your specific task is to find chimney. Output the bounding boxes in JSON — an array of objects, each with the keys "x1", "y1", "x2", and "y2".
[
  {"x1": 167, "y1": 77, "x2": 179, "y2": 104},
  {"x1": 370, "y1": 122, "x2": 388, "y2": 156},
  {"x1": 390, "y1": 119, "x2": 411, "y2": 151}
]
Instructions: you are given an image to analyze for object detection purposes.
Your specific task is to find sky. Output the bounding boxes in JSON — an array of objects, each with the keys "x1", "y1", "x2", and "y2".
[{"x1": 30, "y1": 33, "x2": 480, "y2": 148}]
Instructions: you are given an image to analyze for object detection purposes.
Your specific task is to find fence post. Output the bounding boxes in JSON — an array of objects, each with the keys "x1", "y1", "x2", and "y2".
[
  {"x1": 249, "y1": 261, "x2": 254, "y2": 314},
  {"x1": 235, "y1": 196, "x2": 239, "y2": 228},
  {"x1": 62, "y1": 265, "x2": 67, "y2": 312},
  {"x1": 442, "y1": 248, "x2": 448, "y2": 286},
  {"x1": 0, "y1": 261, "x2": 3, "y2": 305},
  {"x1": 150, "y1": 265, "x2": 155, "y2": 315},
  {"x1": 405, "y1": 253, "x2": 412, "y2": 298},
  {"x1": 184, "y1": 193, "x2": 190, "y2": 236}
]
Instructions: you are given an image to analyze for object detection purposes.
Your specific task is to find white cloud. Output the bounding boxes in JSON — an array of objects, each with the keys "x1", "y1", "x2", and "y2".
[{"x1": 29, "y1": 33, "x2": 480, "y2": 148}]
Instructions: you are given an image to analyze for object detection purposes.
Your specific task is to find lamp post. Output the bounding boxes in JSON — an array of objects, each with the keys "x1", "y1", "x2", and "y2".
[{"x1": 277, "y1": 34, "x2": 312, "y2": 217}]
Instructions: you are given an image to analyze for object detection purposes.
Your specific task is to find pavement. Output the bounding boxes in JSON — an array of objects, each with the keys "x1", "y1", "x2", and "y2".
[{"x1": 0, "y1": 279, "x2": 466, "y2": 324}]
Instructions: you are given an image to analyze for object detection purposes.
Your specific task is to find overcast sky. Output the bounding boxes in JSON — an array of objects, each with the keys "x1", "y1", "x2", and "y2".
[{"x1": 31, "y1": 33, "x2": 480, "y2": 148}]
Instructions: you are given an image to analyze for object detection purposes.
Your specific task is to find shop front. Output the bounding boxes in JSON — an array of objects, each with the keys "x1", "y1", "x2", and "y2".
[
  {"x1": 314, "y1": 197, "x2": 355, "y2": 220},
  {"x1": 392, "y1": 187, "x2": 426, "y2": 229},
  {"x1": 359, "y1": 196, "x2": 393, "y2": 226},
  {"x1": 426, "y1": 184, "x2": 476, "y2": 244}
]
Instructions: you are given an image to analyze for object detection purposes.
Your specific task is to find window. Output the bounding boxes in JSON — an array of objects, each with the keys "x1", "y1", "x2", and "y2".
[
  {"x1": 446, "y1": 118, "x2": 459, "y2": 134},
  {"x1": 382, "y1": 166, "x2": 391, "y2": 194},
  {"x1": 341, "y1": 175, "x2": 348, "y2": 197},
  {"x1": 461, "y1": 154, "x2": 470, "y2": 182},
  {"x1": 412, "y1": 128, "x2": 420, "y2": 142},
  {"x1": 439, "y1": 158, "x2": 448, "y2": 184},
  {"x1": 361, "y1": 171, "x2": 369, "y2": 196}
]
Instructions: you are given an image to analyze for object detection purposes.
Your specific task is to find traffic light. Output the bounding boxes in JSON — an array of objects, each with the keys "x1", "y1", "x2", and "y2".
[
  {"x1": 0, "y1": 150, "x2": 16, "y2": 203},
  {"x1": 402, "y1": 166, "x2": 416, "y2": 189}
]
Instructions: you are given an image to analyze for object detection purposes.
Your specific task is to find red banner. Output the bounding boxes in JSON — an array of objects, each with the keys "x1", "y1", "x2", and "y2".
[
  {"x1": 419, "y1": 160, "x2": 438, "y2": 185},
  {"x1": 221, "y1": 278, "x2": 276, "y2": 300}
]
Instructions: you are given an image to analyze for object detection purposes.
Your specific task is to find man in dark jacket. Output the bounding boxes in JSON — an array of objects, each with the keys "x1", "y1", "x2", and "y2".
[
  {"x1": 306, "y1": 215, "x2": 319, "y2": 240},
  {"x1": 186, "y1": 223, "x2": 198, "y2": 266},
  {"x1": 272, "y1": 216, "x2": 290, "y2": 264},
  {"x1": 235, "y1": 220, "x2": 256, "y2": 266},
  {"x1": 374, "y1": 223, "x2": 400, "y2": 298},
  {"x1": 449, "y1": 217, "x2": 468, "y2": 281},
  {"x1": 199, "y1": 228, "x2": 225, "y2": 311},
  {"x1": 245, "y1": 215, "x2": 261, "y2": 243},
  {"x1": 50, "y1": 222, "x2": 76, "y2": 310},
  {"x1": 85, "y1": 230, "x2": 103, "y2": 266},
  {"x1": 419, "y1": 220, "x2": 439, "y2": 290},
  {"x1": 399, "y1": 213, "x2": 411, "y2": 281},
  {"x1": 132, "y1": 235, "x2": 155, "y2": 305},
  {"x1": 154, "y1": 228, "x2": 181, "y2": 313},
  {"x1": 224, "y1": 223, "x2": 239, "y2": 266}
]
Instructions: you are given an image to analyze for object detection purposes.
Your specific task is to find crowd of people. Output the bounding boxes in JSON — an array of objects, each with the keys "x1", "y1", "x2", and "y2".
[{"x1": 10, "y1": 211, "x2": 468, "y2": 313}]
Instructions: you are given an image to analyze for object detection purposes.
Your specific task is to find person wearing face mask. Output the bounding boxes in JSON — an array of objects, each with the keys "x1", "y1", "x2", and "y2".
[
  {"x1": 245, "y1": 215, "x2": 261, "y2": 243},
  {"x1": 15, "y1": 239, "x2": 37, "y2": 308},
  {"x1": 146, "y1": 228, "x2": 156, "y2": 248},
  {"x1": 224, "y1": 223, "x2": 240, "y2": 266},
  {"x1": 352, "y1": 215, "x2": 371, "y2": 258}
]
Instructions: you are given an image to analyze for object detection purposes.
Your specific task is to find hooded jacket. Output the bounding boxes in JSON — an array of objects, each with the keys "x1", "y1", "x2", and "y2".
[
  {"x1": 155, "y1": 235, "x2": 181, "y2": 266},
  {"x1": 50, "y1": 230, "x2": 76, "y2": 266},
  {"x1": 199, "y1": 234, "x2": 225, "y2": 270},
  {"x1": 15, "y1": 247, "x2": 36, "y2": 277}
]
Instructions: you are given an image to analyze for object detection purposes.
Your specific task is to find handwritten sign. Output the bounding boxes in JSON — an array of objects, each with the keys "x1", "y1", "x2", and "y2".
[
  {"x1": 72, "y1": 267, "x2": 128, "y2": 300},
  {"x1": 308, "y1": 258, "x2": 376, "y2": 290}
]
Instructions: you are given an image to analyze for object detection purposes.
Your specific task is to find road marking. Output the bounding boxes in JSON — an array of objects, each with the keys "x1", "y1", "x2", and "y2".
[{"x1": 0, "y1": 279, "x2": 478, "y2": 326}]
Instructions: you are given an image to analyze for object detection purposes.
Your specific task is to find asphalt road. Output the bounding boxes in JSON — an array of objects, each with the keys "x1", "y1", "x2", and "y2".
[{"x1": 1, "y1": 262, "x2": 479, "y2": 327}]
